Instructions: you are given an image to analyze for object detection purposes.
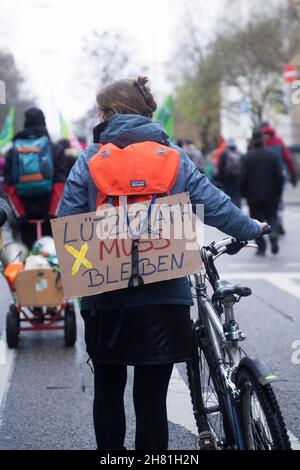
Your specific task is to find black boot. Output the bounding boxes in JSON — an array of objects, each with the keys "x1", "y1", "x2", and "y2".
[
  {"x1": 255, "y1": 235, "x2": 266, "y2": 256},
  {"x1": 270, "y1": 236, "x2": 279, "y2": 255}
]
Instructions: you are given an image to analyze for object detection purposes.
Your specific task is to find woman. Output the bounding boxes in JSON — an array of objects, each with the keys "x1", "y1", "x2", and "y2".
[{"x1": 59, "y1": 76, "x2": 265, "y2": 451}]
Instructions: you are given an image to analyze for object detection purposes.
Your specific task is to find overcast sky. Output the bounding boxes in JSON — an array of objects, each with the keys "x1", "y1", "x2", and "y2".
[{"x1": 0, "y1": 0, "x2": 222, "y2": 135}]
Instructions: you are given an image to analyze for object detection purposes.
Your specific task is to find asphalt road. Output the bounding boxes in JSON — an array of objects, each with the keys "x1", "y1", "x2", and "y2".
[{"x1": 0, "y1": 188, "x2": 299, "y2": 450}]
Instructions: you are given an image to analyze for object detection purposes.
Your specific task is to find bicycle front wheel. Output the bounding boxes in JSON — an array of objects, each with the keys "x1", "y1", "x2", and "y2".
[{"x1": 236, "y1": 367, "x2": 291, "y2": 450}]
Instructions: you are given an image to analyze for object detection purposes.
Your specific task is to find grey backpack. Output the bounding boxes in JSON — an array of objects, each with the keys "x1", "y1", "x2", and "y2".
[{"x1": 225, "y1": 150, "x2": 241, "y2": 178}]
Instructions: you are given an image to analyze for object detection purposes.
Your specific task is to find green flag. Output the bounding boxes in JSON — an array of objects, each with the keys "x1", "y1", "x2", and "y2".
[
  {"x1": 154, "y1": 96, "x2": 174, "y2": 140},
  {"x1": 0, "y1": 107, "x2": 15, "y2": 150},
  {"x1": 59, "y1": 112, "x2": 71, "y2": 139}
]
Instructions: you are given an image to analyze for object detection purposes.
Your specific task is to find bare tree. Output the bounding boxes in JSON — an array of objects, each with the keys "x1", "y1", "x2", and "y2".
[
  {"x1": 74, "y1": 31, "x2": 133, "y2": 138},
  {"x1": 175, "y1": 49, "x2": 221, "y2": 152},
  {"x1": 173, "y1": 0, "x2": 300, "y2": 139},
  {"x1": 171, "y1": 1, "x2": 223, "y2": 150},
  {"x1": 0, "y1": 50, "x2": 35, "y2": 134},
  {"x1": 215, "y1": 1, "x2": 300, "y2": 123}
]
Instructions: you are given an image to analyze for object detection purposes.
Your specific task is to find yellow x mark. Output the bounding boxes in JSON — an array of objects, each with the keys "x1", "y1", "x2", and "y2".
[{"x1": 64, "y1": 243, "x2": 93, "y2": 276}]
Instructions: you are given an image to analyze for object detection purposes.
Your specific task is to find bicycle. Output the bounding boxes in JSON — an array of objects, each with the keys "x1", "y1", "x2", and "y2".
[{"x1": 187, "y1": 227, "x2": 291, "y2": 450}]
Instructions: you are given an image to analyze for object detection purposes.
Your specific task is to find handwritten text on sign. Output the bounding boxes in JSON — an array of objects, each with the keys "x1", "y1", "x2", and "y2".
[{"x1": 51, "y1": 193, "x2": 202, "y2": 298}]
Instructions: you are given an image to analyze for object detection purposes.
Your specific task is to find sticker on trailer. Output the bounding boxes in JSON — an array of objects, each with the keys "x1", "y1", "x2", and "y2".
[{"x1": 35, "y1": 278, "x2": 48, "y2": 292}]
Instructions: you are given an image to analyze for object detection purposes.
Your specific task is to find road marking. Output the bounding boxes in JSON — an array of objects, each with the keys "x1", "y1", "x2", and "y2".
[
  {"x1": 222, "y1": 272, "x2": 300, "y2": 279},
  {"x1": 0, "y1": 334, "x2": 16, "y2": 421},
  {"x1": 229, "y1": 263, "x2": 300, "y2": 269},
  {"x1": 167, "y1": 366, "x2": 300, "y2": 450},
  {"x1": 289, "y1": 431, "x2": 300, "y2": 450},
  {"x1": 286, "y1": 263, "x2": 300, "y2": 268},
  {"x1": 222, "y1": 272, "x2": 300, "y2": 301},
  {"x1": 167, "y1": 366, "x2": 197, "y2": 436},
  {"x1": 267, "y1": 277, "x2": 300, "y2": 301},
  {"x1": 286, "y1": 210, "x2": 300, "y2": 218},
  {"x1": 227, "y1": 260, "x2": 300, "y2": 273},
  {"x1": 229, "y1": 263, "x2": 271, "y2": 269}
]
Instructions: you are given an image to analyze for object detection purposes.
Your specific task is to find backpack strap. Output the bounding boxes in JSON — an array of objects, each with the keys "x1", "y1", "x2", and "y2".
[
  {"x1": 127, "y1": 194, "x2": 157, "y2": 288},
  {"x1": 128, "y1": 239, "x2": 144, "y2": 288}
]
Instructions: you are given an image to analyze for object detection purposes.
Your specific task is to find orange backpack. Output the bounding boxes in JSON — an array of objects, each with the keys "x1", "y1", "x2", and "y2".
[
  {"x1": 89, "y1": 141, "x2": 180, "y2": 208},
  {"x1": 89, "y1": 141, "x2": 180, "y2": 287}
]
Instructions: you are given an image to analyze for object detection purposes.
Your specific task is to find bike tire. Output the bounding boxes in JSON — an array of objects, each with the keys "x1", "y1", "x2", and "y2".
[
  {"x1": 236, "y1": 367, "x2": 291, "y2": 450},
  {"x1": 6, "y1": 304, "x2": 20, "y2": 349},
  {"x1": 187, "y1": 321, "x2": 236, "y2": 449},
  {"x1": 186, "y1": 322, "x2": 210, "y2": 434}
]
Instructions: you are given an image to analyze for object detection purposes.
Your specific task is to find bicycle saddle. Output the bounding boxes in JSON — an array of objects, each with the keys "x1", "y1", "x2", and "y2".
[{"x1": 212, "y1": 280, "x2": 252, "y2": 302}]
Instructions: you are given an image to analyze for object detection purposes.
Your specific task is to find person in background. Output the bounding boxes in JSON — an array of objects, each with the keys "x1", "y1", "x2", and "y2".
[
  {"x1": 241, "y1": 128, "x2": 284, "y2": 256},
  {"x1": 182, "y1": 139, "x2": 205, "y2": 173},
  {"x1": 4, "y1": 108, "x2": 67, "y2": 248},
  {"x1": 213, "y1": 136, "x2": 227, "y2": 169},
  {"x1": 78, "y1": 135, "x2": 88, "y2": 151},
  {"x1": 261, "y1": 123, "x2": 297, "y2": 185},
  {"x1": 261, "y1": 123, "x2": 298, "y2": 235},
  {"x1": 58, "y1": 138, "x2": 78, "y2": 176},
  {"x1": 216, "y1": 138, "x2": 242, "y2": 208}
]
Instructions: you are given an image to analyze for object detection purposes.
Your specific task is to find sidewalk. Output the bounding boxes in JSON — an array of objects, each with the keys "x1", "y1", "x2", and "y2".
[{"x1": 284, "y1": 184, "x2": 300, "y2": 206}]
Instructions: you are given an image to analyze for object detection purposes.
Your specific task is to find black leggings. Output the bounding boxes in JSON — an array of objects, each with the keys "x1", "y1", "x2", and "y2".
[{"x1": 93, "y1": 362, "x2": 174, "y2": 451}]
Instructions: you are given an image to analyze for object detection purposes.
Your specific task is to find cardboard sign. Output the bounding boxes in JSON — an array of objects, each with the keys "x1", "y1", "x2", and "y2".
[
  {"x1": 51, "y1": 192, "x2": 202, "y2": 298},
  {"x1": 14, "y1": 268, "x2": 64, "y2": 307}
]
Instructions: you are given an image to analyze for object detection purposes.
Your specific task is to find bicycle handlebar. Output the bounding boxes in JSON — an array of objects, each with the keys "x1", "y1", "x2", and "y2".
[
  {"x1": 200, "y1": 225, "x2": 272, "y2": 289},
  {"x1": 204, "y1": 225, "x2": 272, "y2": 257}
]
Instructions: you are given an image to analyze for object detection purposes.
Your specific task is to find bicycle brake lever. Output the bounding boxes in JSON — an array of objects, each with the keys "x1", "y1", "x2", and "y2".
[
  {"x1": 202, "y1": 244, "x2": 218, "y2": 256},
  {"x1": 226, "y1": 240, "x2": 248, "y2": 256}
]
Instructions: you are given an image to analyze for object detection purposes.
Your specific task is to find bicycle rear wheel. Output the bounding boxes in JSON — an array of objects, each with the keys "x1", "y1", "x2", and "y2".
[{"x1": 236, "y1": 367, "x2": 291, "y2": 450}]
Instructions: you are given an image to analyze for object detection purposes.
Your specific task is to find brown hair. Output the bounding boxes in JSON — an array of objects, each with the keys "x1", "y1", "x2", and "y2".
[{"x1": 96, "y1": 76, "x2": 157, "y2": 120}]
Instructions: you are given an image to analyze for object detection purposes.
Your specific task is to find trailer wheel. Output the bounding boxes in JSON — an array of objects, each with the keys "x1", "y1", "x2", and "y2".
[
  {"x1": 64, "y1": 303, "x2": 77, "y2": 347},
  {"x1": 6, "y1": 304, "x2": 20, "y2": 349}
]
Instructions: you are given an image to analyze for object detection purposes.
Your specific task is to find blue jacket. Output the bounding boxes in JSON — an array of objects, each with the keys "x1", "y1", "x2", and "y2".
[{"x1": 59, "y1": 114, "x2": 262, "y2": 310}]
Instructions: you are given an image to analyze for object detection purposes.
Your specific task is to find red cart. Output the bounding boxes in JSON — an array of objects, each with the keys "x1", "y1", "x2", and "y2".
[{"x1": 3, "y1": 220, "x2": 77, "y2": 348}]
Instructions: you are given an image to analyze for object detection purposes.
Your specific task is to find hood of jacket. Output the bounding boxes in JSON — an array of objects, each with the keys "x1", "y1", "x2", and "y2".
[
  {"x1": 94, "y1": 114, "x2": 170, "y2": 148},
  {"x1": 261, "y1": 125, "x2": 276, "y2": 137},
  {"x1": 13, "y1": 126, "x2": 49, "y2": 141}
]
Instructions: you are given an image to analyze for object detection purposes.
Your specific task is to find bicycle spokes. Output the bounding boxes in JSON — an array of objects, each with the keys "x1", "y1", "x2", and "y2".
[{"x1": 249, "y1": 392, "x2": 274, "y2": 450}]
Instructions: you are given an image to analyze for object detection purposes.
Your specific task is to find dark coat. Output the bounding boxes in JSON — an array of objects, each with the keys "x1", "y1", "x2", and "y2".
[{"x1": 241, "y1": 146, "x2": 284, "y2": 204}]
